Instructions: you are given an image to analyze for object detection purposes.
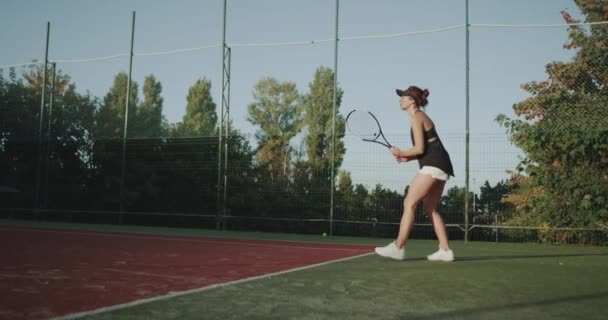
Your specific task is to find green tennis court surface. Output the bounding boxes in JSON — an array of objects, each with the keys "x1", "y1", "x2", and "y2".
[{"x1": 2, "y1": 220, "x2": 608, "y2": 320}]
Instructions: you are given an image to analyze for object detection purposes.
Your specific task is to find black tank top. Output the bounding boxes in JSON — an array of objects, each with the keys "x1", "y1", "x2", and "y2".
[{"x1": 410, "y1": 121, "x2": 455, "y2": 177}]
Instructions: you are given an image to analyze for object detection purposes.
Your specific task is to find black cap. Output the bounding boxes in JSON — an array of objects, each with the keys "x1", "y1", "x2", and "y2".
[{"x1": 396, "y1": 89, "x2": 409, "y2": 97}]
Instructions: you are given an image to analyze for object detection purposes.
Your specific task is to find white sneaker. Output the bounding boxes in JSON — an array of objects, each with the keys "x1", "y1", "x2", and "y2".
[
  {"x1": 427, "y1": 247, "x2": 455, "y2": 262},
  {"x1": 375, "y1": 241, "x2": 406, "y2": 261}
]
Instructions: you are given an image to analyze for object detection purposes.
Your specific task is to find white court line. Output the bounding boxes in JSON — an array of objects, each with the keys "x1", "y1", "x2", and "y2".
[
  {"x1": 54, "y1": 251, "x2": 373, "y2": 320},
  {"x1": 2, "y1": 226, "x2": 372, "y2": 252}
]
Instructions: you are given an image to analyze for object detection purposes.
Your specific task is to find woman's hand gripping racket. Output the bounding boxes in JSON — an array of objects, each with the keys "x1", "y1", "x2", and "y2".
[{"x1": 345, "y1": 109, "x2": 392, "y2": 148}]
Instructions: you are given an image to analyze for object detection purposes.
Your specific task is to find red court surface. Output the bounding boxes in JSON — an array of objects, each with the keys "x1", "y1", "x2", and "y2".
[{"x1": 0, "y1": 226, "x2": 373, "y2": 319}]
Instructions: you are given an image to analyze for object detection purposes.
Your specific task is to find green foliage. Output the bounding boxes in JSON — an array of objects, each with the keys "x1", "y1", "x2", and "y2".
[
  {"x1": 302, "y1": 66, "x2": 346, "y2": 185},
  {"x1": 1, "y1": 61, "x2": 513, "y2": 239},
  {"x1": 0, "y1": 65, "x2": 100, "y2": 209},
  {"x1": 133, "y1": 75, "x2": 168, "y2": 138},
  {"x1": 0, "y1": 67, "x2": 42, "y2": 200},
  {"x1": 173, "y1": 78, "x2": 217, "y2": 137},
  {"x1": 440, "y1": 186, "x2": 475, "y2": 224},
  {"x1": 335, "y1": 177, "x2": 403, "y2": 236},
  {"x1": 51, "y1": 85, "x2": 98, "y2": 173},
  {"x1": 247, "y1": 77, "x2": 303, "y2": 184},
  {"x1": 95, "y1": 72, "x2": 139, "y2": 139},
  {"x1": 474, "y1": 180, "x2": 513, "y2": 224},
  {"x1": 497, "y1": 1, "x2": 608, "y2": 234}
]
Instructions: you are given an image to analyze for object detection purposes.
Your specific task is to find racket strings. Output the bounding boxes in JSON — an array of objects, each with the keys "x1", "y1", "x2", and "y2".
[{"x1": 346, "y1": 111, "x2": 381, "y2": 139}]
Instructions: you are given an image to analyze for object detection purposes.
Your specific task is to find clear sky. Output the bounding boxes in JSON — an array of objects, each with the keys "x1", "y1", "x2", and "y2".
[{"x1": 1, "y1": 0, "x2": 586, "y2": 193}]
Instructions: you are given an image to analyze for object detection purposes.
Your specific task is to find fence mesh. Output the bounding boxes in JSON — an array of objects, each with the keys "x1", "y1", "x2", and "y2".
[{"x1": 1, "y1": 1, "x2": 607, "y2": 244}]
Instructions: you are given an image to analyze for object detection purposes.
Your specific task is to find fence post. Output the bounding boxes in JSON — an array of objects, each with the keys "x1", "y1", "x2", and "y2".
[
  {"x1": 34, "y1": 22, "x2": 50, "y2": 217},
  {"x1": 217, "y1": 0, "x2": 228, "y2": 230},
  {"x1": 222, "y1": 47, "x2": 231, "y2": 230},
  {"x1": 330, "y1": 0, "x2": 340, "y2": 236},
  {"x1": 43, "y1": 62, "x2": 56, "y2": 208},
  {"x1": 464, "y1": 0, "x2": 471, "y2": 243},
  {"x1": 119, "y1": 11, "x2": 136, "y2": 222}
]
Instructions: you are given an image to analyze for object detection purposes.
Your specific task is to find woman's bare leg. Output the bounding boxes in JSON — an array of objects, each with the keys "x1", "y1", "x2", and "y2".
[
  {"x1": 395, "y1": 173, "x2": 436, "y2": 248},
  {"x1": 423, "y1": 179, "x2": 450, "y2": 250}
]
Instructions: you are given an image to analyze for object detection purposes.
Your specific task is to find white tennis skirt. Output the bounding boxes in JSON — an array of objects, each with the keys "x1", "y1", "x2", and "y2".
[{"x1": 419, "y1": 166, "x2": 449, "y2": 181}]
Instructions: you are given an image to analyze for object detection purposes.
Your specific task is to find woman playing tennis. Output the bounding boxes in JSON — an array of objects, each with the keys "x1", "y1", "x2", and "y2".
[{"x1": 375, "y1": 85, "x2": 455, "y2": 262}]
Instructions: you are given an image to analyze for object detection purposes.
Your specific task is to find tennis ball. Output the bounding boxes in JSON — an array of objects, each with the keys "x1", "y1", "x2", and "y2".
[{"x1": 322, "y1": 232, "x2": 327, "y2": 236}]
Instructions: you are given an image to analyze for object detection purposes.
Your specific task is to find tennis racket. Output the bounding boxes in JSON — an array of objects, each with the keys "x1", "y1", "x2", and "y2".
[{"x1": 345, "y1": 109, "x2": 392, "y2": 148}]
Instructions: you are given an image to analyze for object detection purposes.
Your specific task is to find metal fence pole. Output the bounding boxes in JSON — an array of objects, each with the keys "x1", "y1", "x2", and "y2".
[
  {"x1": 34, "y1": 22, "x2": 50, "y2": 216},
  {"x1": 329, "y1": 0, "x2": 340, "y2": 236},
  {"x1": 222, "y1": 47, "x2": 231, "y2": 230},
  {"x1": 217, "y1": 0, "x2": 228, "y2": 230},
  {"x1": 43, "y1": 62, "x2": 56, "y2": 208},
  {"x1": 119, "y1": 11, "x2": 136, "y2": 221},
  {"x1": 464, "y1": 0, "x2": 471, "y2": 243}
]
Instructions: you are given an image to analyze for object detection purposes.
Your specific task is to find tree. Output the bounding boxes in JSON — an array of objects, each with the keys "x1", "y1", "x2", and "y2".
[
  {"x1": 52, "y1": 83, "x2": 98, "y2": 165},
  {"x1": 0, "y1": 67, "x2": 40, "y2": 140},
  {"x1": 337, "y1": 170, "x2": 354, "y2": 195},
  {"x1": 134, "y1": 75, "x2": 167, "y2": 138},
  {"x1": 335, "y1": 170, "x2": 355, "y2": 215},
  {"x1": 302, "y1": 66, "x2": 346, "y2": 187},
  {"x1": 173, "y1": 78, "x2": 217, "y2": 138},
  {"x1": 23, "y1": 63, "x2": 70, "y2": 93},
  {"x1": 496, "y1": 1, "x2": 608, "y2": 235},
  {"x1": 474, "y1": 180, "x2": 512, "y2": 225},
  {"x1": 95, "y1": 72, "x2": 138, "y2": 139},
  {"x1": 354, "y1": 184, "x2": 369, "y2": 202},
  {"x1": 247, "y1": 77, "x2": 303, "y2": 184},
  {"x1": 0, "y1": 67, "x2": 41, "y2": 201},
  {"x1": 0, "y1": 65, "x2": 99, "y2": 209},
  {"x1": 368, "y1": 184, "x2": 401, "y2": 207},
  {"x1": 221, "y1": 123, "x2": 256, "y2": 212},
  {"x1": 441, "y1": 186, "x2": 475, "y2": 224},
  {"x1": 46, "y1": 84, "x2": 99, "y2": 208}
]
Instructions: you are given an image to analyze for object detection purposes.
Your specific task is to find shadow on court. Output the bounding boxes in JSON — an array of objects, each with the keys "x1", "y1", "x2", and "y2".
[
  {"x1": 457, "y1": 253, "x2": 608, "y2": 261},
  {"x1": 400, "y1": 291, "x2": 608, "y2": 320}
]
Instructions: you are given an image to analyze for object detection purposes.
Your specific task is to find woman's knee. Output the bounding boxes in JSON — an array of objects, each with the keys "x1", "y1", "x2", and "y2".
[{"x1": 403, "y1": 198, "x2": 419, "y2": 211}]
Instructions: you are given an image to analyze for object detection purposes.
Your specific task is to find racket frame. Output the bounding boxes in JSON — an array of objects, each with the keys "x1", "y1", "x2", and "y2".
[{"x1": 345, "y1": 109, "x2": 392, "y2": 148}]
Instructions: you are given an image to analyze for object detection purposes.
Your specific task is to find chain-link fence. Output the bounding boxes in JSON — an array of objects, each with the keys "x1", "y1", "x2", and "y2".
[{"x1": 1, "y1": 0, "x2": 607, "y2": 244}]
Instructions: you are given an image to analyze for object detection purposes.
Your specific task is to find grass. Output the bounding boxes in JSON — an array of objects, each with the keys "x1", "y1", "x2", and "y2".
[
  {"x1": 3, "y1": 219, "x2": 608, "y2": 319},
  {"x1": 84, "y1": 242, "x2": 608, "y2": 319}
]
